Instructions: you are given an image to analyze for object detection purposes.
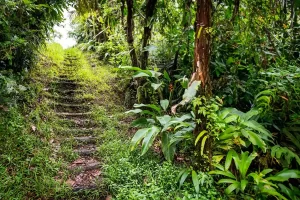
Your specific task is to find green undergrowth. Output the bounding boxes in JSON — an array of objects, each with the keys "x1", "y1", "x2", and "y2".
[
  {"x1": 91, "y1": 107, "x2": 221, "y2": 200},
  {"x1": 1, "y1": 43, "x2": 222, "y2": 199},
  {"x1": 76, "y1": 49, "x2": 222, "y2": 199},
  {"x1": 0, "y1": 43, "x2": 70, "y2": 199}
]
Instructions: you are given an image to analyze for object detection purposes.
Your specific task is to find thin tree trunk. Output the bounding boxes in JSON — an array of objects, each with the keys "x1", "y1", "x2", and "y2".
[
  {"x1": 126, "y1": 0, "x2": 138, "y2": 67},
  {"x1": 231, "y1": 0, "x2": 240, "y2": 22},
  {"x1": 193, "y1": 0, "x2": 212, "y2": 94},
  {"x1": 141, "y1": 0, "x2": 158, "y2": 69},
  {"x1": 193, "y1": 0, "x2": 213, "y2": 171}
]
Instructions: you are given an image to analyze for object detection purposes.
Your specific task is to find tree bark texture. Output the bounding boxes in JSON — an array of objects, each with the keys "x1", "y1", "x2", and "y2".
[
  {"x1": 126, "y1": 0, "x2": 138, "y2": 67},
  {"x1": 141, "y1": 0, "x2": 158, "y2": 69},
  {"x1": 193, "y1": 0, "x2": 212, "y2": 95}
]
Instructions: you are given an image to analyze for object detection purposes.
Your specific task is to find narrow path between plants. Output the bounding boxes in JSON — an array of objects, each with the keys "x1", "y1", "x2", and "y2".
[
  {"x1": 44, "y1": 51, "x2": 111, "y2": 199},
  {"x1": 53, "y1": 53, "x2": 101, "y2": 191}
]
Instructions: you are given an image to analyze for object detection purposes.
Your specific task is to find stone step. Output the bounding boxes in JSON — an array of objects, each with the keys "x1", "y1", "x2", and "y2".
[
  {"x1": 45, "y1": 94, "x2": 94, "y2": 104},
  {"x1": 51, "y1": 89, "x2": 85, "y2": 96},
  {"x1": 51, "y1": 80, "x2": 78, "y2": 85},
  {"x1": 55, "y1": 128, "x2": 100, "y2": 136},
  {"x1": 52, "y1": 103, "x2": 90, "y2": 113},
  {"x1": 74, "y1": 146, "x2": 96, "y2": 156},
  {"x1": 56, "y1": 112, "x2": 92, "y2": 118},
  {"x1": 58, "y1": 118, "x2": 97, "y2": 128},
  {"x1": 69, "y1": 158, "x2": 101, "y2": 171},
  {"x1": 53, "y1": 77, "x2": 78, "y2": 82},
  {"x1": 65, "y1": 136, "x2": 98, "y2": 144}
]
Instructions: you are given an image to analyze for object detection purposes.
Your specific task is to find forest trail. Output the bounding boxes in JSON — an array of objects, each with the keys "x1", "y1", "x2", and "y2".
[
  {"x1": 52, "y1": 53, "x2": 100, "y2": 191},
  {"x1": 46, "y1": 51, "x2": 111, "y2": 198}
]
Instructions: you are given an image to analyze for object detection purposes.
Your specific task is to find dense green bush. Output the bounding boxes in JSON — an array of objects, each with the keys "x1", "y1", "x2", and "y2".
[{"x1": 0, "y1": 0, "x2": 67, "y2": 71}]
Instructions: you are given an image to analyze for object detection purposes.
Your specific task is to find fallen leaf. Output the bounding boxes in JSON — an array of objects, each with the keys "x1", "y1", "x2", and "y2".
[{"x1": 31, "y1": 125, "x2": 37, "y2": 132}]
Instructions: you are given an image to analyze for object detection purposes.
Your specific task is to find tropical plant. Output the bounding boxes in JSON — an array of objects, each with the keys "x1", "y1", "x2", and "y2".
[
  {"x1": 127, "y1": 99, "x2": 194, "y2": 161},
  {"x1": 210, "y1": 149, "x2": 300, "y2": 199},
  {"x1": 217, "y1": 108, "x2": 273, "y2": 152}
]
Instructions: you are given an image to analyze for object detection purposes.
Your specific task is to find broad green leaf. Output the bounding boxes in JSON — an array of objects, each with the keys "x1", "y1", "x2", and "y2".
[
  {"x1": 255, "y1": 89, "x2": 275, "y2": 99},
  {"x1": 178, "y1": 170, "x2": 190, "y2": 188},
  {"x1": 131, "y1": 128, "x2": 150, "y2": 150},
  {"x1": 131, "y1": 118, "x2": 149, "y2": 127},
  {"x1": 134, "y1": 103, "x2": 161, "y2": 113},
  {"x1": 179, "y1": 81, "x2": 201, "y2": 105},
  {"x1": 133, "y1": 72, "x2": 150, "y2": 78},
  {"x1": 125, "y1": 109, "x2": 142, "y2": 114},
  {"x1": 163, "y1": 70, "x2": 171, "y2": 82},
  {"x1": 225, "y1": 181, "x2": 240, "y2": 194},
  {"x1": 119, "y1": 66, "x2": 142, "y2": 71},
  {"x1": 243, "y1": 109, "x2": 260, "y2": 120},
  {"x1": 240, "y1": 179, "x2": 248, "y2": 192},
  {"x1": 209, "y1": 170, "x2": 236, "y2": 179},
  {"x1": 248, "y1": 172, "x2": 261, "y2": 184},
  {"x1": 160, "y1": 99, "x2": 169, "y2": 111},
  {"x1": 242, "y1": 120, "x2": 272, "y2": 139},
  {"x1": 241, "y1": 129, "x2": 266, "y2": 152},
  {"x1": 151, "y1": 83, "x2": 162, "y2": 90},
  {"x1": 156, "y1": 115, "x2": 171, "y2": 126},
  {"x1": 141, "y1": 126, "x2": 160, "y2": 155},
  {"x1": 213, "y1": 155, "x2": 225, "y2": 164},
  {"x1": 162, "y1": 114, "x2": 192, "y2": 132},
  {"x1": 23, "y1": 0, "x2": 32, "y2": 4},
  {"x1": 236, "y1": 151, "x2": 257, "y2": 179},
  {"x1": 219, "y1": 126, "x2": 238, "y2": 140},
  {"x1": 201, "y1": 135, "x2": 208, "y2": 156},
  {"x1": 261, "y1": 186, "x2": 288, "y2": 200},
  {"x1": 218, "y1": 179, "x2": 236, "y2": 184},
  {"x1": 219, "y1": 108, "x2": 235, "y2": 119},
  {"x1": 162, "y1": 132, "x2": 176, "y2": 161},
  {"x1": 195, "y1": 130, "x2": 207, "y2": 145},
  {"x1": 192, "y1": 170, "x2": 200, "y2": 194},
  {"x1": 224, "y1": 115, "x2": 239, "y2": 123},
  {"x1": 261, "y1": 169, "x2": 273, "y2": 176},
  {"x1": 225, "y1": 150, "x2": 235, "y2": 171},
  {"x1": 174, "y1": 122, "x2": 191, "y2": 131},
  {"x1": 267, "y1": 169, "x2": 300, "y2": 182},
  {"x1": 149, "y1": 70, "x2": 162, "y2": 78},
  {"x1": 141, "y1": 110, "x2": 157, "y2": 117}
]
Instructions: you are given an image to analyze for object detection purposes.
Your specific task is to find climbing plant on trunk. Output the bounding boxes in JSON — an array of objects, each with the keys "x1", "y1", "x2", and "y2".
[{"x1": 193, "y1": 0, "x2": 213, "y2": 170}]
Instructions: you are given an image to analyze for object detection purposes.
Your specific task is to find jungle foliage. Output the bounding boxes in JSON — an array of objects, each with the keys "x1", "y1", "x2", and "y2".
[
  {"x1": 0, "y1": 0, "x2": 67, "y2": 71},
  {"x1": 69, "y1": 0, "x2": 300, "y2": 199},
  {"x1": 1, "y1": 0, "x2": 300, "y2": 199}
]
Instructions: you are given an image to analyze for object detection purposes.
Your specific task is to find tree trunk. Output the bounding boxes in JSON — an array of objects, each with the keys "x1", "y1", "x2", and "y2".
[
  {"x1": 126, "y1": 0, "x2": 138, "y2": 67},
  {"x1": 193, "y1": 0, "x2": 212, "y2": 94},
  {"x1": 141, "y1": 0, "x2": 158, "y2": 69},
  {"x1": 193, "y1": 0, "x2": 213, "y2": 171},
  {"x1": 231, "y1": 0, "x2": 240, "y2": 22}
]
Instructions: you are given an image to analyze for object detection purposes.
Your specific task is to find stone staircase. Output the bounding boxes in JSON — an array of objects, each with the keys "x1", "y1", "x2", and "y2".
[{"x1": 49, "y1": 54, "x2": 101, "y2": 192}]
